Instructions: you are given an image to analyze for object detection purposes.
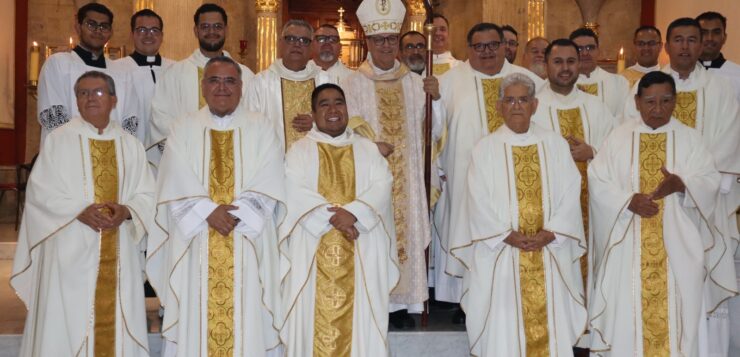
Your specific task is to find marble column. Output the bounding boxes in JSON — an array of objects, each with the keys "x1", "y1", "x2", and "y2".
[{"x1": 256, "y1": 0, "x2": 279, "y2": 72}]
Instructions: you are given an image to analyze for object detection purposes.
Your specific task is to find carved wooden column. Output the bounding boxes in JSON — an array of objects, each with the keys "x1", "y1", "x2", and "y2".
[
  {"x1": 574, "y1": 0, "x2": 607, "y2": 34},
  {"x1": 256, "y1": 0, "x2": 279, "y2": 71}
]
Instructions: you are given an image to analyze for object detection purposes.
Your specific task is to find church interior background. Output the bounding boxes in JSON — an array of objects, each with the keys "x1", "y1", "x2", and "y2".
[{"x1": 0, "y1": 0, "x2": 738, "y2": 355}]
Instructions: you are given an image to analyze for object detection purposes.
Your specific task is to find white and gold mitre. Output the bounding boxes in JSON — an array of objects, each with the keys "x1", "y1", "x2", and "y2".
[{"x1": 356, "y1": 0, "x2": 406, "y2": 36}]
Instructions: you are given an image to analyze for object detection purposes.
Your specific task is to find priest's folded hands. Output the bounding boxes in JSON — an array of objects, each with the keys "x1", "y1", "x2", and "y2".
[
  {"x1": 77, "y1": 202, "x2": 132, "y2": 231},
  {"x1": 504, "y1": 230, "x2": 556, "y2": 251}
]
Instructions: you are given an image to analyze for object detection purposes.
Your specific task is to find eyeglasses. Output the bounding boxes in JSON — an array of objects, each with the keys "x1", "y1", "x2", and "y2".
[
  {"x1": 470, "y1": 41, "x2": 501, "y2": 53},
  {"x1": 198, "y1": 23, "x2": 225, "y2": 32},
  {"x1": 76, "y1": 88, "x2": 108, "y2": 99},
  {"x1": 315, "y1": 35, "x2": 340, "y2": 44},
  {"x1": 83, "y1": 19, "x2": 112, "y2": 33},
  {"x1": 403, "y1": 43, "x2": 426, "y2": 51},
  {"x1": 503, "y1": 40, "x2": 519, "y2": 47},
  {"x1": 283, "y1": 35, "x2": 312, "y2": 46},
  {"x1": 134, "y1": 26, "x2": 162, "y2": 36},
  {"x1": 577, "y1": 44, "x2": 598, "y2": 52},
  {"x1": 635, "y1": 40, "x2": 660, "y2": 48},
  {"x1": 205, "y1": 76, "x2": 241, "y2": 88},
  {"x1": 501, "y1": 96, "x2": 532, "y2": 106},
  {"x1": 370, "y1": 35, "x2": 399, "y2": 46}
]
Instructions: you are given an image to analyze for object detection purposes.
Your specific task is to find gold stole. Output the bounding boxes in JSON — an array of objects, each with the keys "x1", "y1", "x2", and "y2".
[
  {"x1": 90, "y1": 139, "x2": 119, "y2": 357},
  {"x1": 673, "y1": 91, "x2": 697, "y2": 128},
  {"x1": 281, "y1": 78, "x2": 315, "y2": 150},
  {"x1": 638, "y1": 133, "x2": 670, "y2": 356},
  {"x1": 577, "y1": 83, "x2": 599, "y2": 97},
  {"x1": 482, "y1": 78, "x2": 504, "y2": 133},
  {"x1": 621, "y1": 68, "x2": 645, "y2": 88},
  {"x1": 207, "y1": 130, "x2": 236, "y2": 355},
  {"x1": 512, "y1": 144, "x2": 550, "y2": 356},
  {"x1": 375, "y1": 79, "x2": 409, "y2": 263},
  {"x1": 313, "y1": 143, "x2": 357, "y2": 357},
  {"x1": 432, "y1": 63, "x2": 451, "y2": 76},
  {"x1": 198, "y1": 67, "x2": 207, "y2": 109},
  {"x1": 555, "y1": 107, "x2": 590, "y2": 295}
]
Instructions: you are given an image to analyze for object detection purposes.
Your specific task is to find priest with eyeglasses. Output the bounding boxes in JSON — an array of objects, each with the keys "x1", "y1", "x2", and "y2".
[{"x1": 310, "y1": 24, "x2": 354, "y2": 83}]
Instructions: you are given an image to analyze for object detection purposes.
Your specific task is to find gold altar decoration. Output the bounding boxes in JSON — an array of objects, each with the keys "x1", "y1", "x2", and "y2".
[
  {"x1": 527, "y1": 0, "x2": 546, "y2": 40},
  {"x1": 407, "y1": 0, "x2": 426, "y2": 33},
  {"x1": 256, "y1": 0, "x2": 279, "y2": 71},
  {"x1": 574, "y1": 0, "x2": 607, "y2": 35}
]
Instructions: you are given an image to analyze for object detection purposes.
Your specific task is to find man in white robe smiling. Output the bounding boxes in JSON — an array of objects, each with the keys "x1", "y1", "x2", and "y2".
[
  {"x1": 12, "y1": 71, "x2": 155, "y2": 357},
  {"x1": 280, "y1": 83, "x2": 398, "y2": 357},
  {"x1": 146, "y1": 57, "x2": 285, "y2": 357}
]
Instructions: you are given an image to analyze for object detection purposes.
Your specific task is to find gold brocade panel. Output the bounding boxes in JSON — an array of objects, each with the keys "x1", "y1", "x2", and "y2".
[
  {"x1": 556, "y1": 107, "x2": 590, "y2": 295},
  {"x1": 281, "y1": 78, "x2": 315, "y2": 151},
  {"x1": 375, "y1": 79, "x2": 409, "y2": 263},
  {"x1": 198, "y1": 67, "x2": 206, "y2": 109},
  {"x1": 673, "y1": 91, "x2": 697, "y2": 128},
  {"x1": 482, "y1": 78, "x2": 504, "y2": 133},
  {"x1": 639, "y1": 133, "x2": 670, "y2": 357},
  {"x1": 313, "y1": 143, "x2": 357, "y2": 357},
  {"x1": 89, "y1": 139, "x2": 119, "y2": 357},
  {"x1": 512, "y1": 144, "x2": 550, "y2": 357},
  {"x1": 432, "y1": 63, "x2": 451, "y2": 76},
  {"x1": 208, "y1": 130, "x2": 236, "y2": 356},
  {"x1": 577, "y1": 83, "x2": 599, "y2": 97},
  {"x1": 621, "y1": 69, "x2": 645, "y2": 89}
]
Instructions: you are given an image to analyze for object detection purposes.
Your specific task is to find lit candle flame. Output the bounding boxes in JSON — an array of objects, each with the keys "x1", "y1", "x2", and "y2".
[
  {"x1": 619, "y1": 47, "x2": 624, "y2": 55},
  {"x1": 33, "y1": 41, "x2": 38, "y2": 47},
  {"x1": 69, "y1": 37, "x2": 73, "y2": 45}
]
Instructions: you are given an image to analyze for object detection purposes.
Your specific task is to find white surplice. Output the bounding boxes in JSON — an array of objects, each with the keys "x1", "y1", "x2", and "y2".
[
  {"x1": 149, "y1": 49, "x2": 254, "y2": 150},
  {"x1": 146, "y1": 107, "x2": 285, "y2": 357},
  {"x1": 432, "y1": 60, "x2": 545, "y2": 303},
  {"x1": 576, "y1": 66, "x2": 630, "y2": 118},
  {"x1": 455, "y1": 123, "x2": 586, "y2": 357},
  {"x1": 588, "y1": 118, "x2": 720, "y2": 356},
  {"x1": 37, "y1": 48, "x2": 143, "y2": 146},
  {"x1": 310, "y1": 59, "x2": 355, "y2": 84},
  {"x1": 12, "y1": 117, "x2": 154, "y2": 357},
  {"x1": 279, "y1": 128, "x2": 399, "y2": 357}
]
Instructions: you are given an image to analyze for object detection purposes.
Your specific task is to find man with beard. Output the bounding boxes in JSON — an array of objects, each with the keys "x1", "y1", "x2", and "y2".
[
  {"x1": 431, "y1": 14, "x2": 460, "y2": 75},
  {"x1": 530, "y1": 39, "x2": 613, "y2": 351},
  {"x1": 502, "y1": 25, "x2": 519, "y2": 64},
  {"x1": 621, "y1": 26, "x2": 663, "y2": 88},
  {"x1": 112, "y1": 9, "x2": 174, "y2": 168},
  {"x1": 150, "y1": 3, "x2": 253, "y2": 160},
  {"x1": 399, "y1": 31, "x2": 426, "y2": 75},
  {"x1": 309, "y1": 24, "x2": 354, "y2": 83},
  {"x1": 570, "y1": 27, "x2": 630, "y2": 118},
  {"x1": 522, "y1": 36, "x2": 549, "y2": 79},
  {"x1": 37, "y1": 2, "x2": 141, "y2": 146},
  {"x1": 697, "y1": 11, "x2": 740, "y2": 103},
  {"x1": 246, "y1": 19, "x2": 332, "y2": 152}
]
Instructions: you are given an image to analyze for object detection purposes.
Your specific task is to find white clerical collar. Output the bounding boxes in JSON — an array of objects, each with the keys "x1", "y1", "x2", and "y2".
[
  {"x1": 636, "y1": 117, "x2": 677, "y2": 132},
  {"x1": 433, "y1": 51, "x2": 455, "y2": 62},
  {"x1": 209, "y1": 112, "x2": 235, "y2": 129},
  {"x1": 191, "y1": 49, "x2": 232, "y2": 67},
  {"x1": 78, "y1": 116, "x2": 117, "y2": 136},
  {"x1": 630, "y1": 63, "x2": 661, "y2": 73},
  {"x1": 579, "y1": 66, "x2": 604, "y2": 81},
  {"x1": 664, "y1": 63, "x2": 703, "y2": 84},
  {"x1": 545, "y1": 84, "x2": 580, "y2": 105},
  {"x1": 306, "y1": 127, "x2": 354, "y2": 147},
  {"x1": 370, "y1": 58, "x2": 401, "y2": 75},
  {"x1": 271, "y1": 58, "x2": 320, "y2": 81},
  {"x1": 470, "y1": 60, "x2": 510, "y2": 78},
  {"x1": 500, "y1": 122, "x2": 536, "y2": 144}
]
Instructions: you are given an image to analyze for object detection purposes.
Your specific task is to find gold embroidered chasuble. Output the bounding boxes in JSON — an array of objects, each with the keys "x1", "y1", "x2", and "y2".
[
  {"x1": 482, "y1": 78, "x2": 504, "y2": 133},
  {"x1": 313, "y1": 143, "x2": 357, "y2": 357},
  {"x1": 432, "y1": 63, "x2": 451, "y2": 76},
  {"x1": 512, "y1": 144, "x2": 550, "y2": 356},
  {"x1": 90, "y1": 139, "x2": 119, "y2": 357},
  {"x1": 197, "y1": 67, "x2": 207, "y2": 110},
  {"x1": 281, "y1": 78, "x2": 316, "y2": 150},
  {"x1": 207, "y1": 130, "x2": 236, "y2": 355},
  {"x1": 638, "y1": 133, "x2": 670, "y2": 357},
  {"x1": 673, "y1": 91, "x2": 698, "y2": 128},
  {"x1": 577, "y1": 83, "x2": 599, "y2": 97}
]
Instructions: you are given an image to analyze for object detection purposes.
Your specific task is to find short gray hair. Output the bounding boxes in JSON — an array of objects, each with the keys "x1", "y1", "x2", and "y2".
[
  {"x1": 282, "y1": 19, "x2": 313, "y2": 38},
  {"x1": 499, "y1": 73, "x2": 536, "y2": 99},
  {"x1": 203, "y1": 56, "x2": 243, "y2": 77},
  {"x1": 74, "y1": 71, "x2": 116, "y2": 96}
]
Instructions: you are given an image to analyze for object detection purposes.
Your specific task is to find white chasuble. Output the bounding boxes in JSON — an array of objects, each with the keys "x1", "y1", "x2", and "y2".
[
  {"x1": 280, "y1": 129, "x2": 398, "y2": 357},
  {"x1": 431, "y1": 61, "x2": 544, "y2": 303},
  {"x1": 245, "y1": 59, "x2": 332, "y2": 152},
  {"x1": 12, "y1": 117, "x2": 154, "y2": 357},
  {"x1": 341, "y1": 59, "x2": 429, "y2": 311},
  {"x1": 588, "y1": 119, "x2": 720, "y2": 356},
  {"x1": 310, "y1": 59, "x2": 355, "y2": 84},
  {"x1": 457, "y1": 124, "x2": 586, "y2": 357},
  {"x1": 147, "y1": 107, "x2": 285, "y2": 357},
  {"x1": 576, "y1": 66, "x2": 630, "y2": 118}
]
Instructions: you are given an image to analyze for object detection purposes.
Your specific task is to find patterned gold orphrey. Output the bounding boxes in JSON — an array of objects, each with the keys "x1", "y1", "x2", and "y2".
[
  {"x1": 281, "y1": 78, "x2": 315, "y2": 151},
  {"x1": 512, "y1": 144, "x2": 550, "y2": 356},
  {"x1": 208, "y1": 130, "x2": 236, "y2": 356},
  {"x1": 313, "y1": 143, "x2": 356, "y2": 357},
  {"x1": 639, "y1": 133, "x2": 670, "y2": 357},
  {"x1": 432, "y1": 63, "x2": 451, "y2": 76},
  {"x1": 482, "y1": 78, "x2": 505, "y2": 133},
  {"x1": 198, "y1": 67, "x2": 207, "y2": 110},
  {"x1": 673, "y1": 91, "x2": 697, "y2": 128},
  {"x1": 90, "y1": 139, "x2": 119, "y2": 357},
  {"x1": 577, "y1": 83, "x2": 599, "y2": 97}
]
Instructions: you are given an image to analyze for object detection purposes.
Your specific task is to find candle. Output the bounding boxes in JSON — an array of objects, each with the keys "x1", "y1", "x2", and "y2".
[
  {"x1": 69, "y1": 37, "x2": 74, "y2": 50},
  {"x1": 104, "y1": 43, "x2": 109, "y2": 57},
  {"x1": 617, "y1": 46, "x2": 625, "y2": 74},
  {"x1": 29, "y1": 41, "x2": 40, "y2": 82}
]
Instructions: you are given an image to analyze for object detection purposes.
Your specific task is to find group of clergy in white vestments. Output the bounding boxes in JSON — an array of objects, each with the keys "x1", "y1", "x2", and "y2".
[{"x1": 10, "y1": 0, "x2": 740, "y2": 356}]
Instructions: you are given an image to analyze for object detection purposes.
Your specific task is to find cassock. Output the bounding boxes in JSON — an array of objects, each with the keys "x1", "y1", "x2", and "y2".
[
  {"x1": 37, "y1": 46, "x2": 142, "y2": 146},
  {"x1": 309, "y1": 59, "x2": 355, "y2": 84},
  {"x1": 588, "y1": 118, "x2": 720, "y2": 356},
  {"x1": 149, "y1": 49, "x2": 254, "y2": 151},
  {"x1": 279, "y1": 128, "x2": 399, "y2": 357},
  {"x1": 112, "y1": 51, "x2": 175, "y2": 167},
  {"x1": 245, "y1": 59, "x2": 332, "y2": 152},
  {"x1": 432, "y1": 60, "x2": 544, "y2": 303},
  {"x1": 576, "y1": 66, "x2": 630, "y2": 118},
  {"x1": 146, "y1": 107, "x2": 285, "y2": 357},
  {"x1": 620, "y1": 63, "x2": 661, "y2": 88},
  {"x1": 340, "y1": 59, "x2": 429, "y2": 312},
  {"x1": 11, "y1": 117, "x2": 154, "y2": 357},
  {"x1": 455, "y1": 123, "x2": 587, "y2": 357},
  {"x1": 701, "y1": 53, "x2": 740, "y2": 104}
]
